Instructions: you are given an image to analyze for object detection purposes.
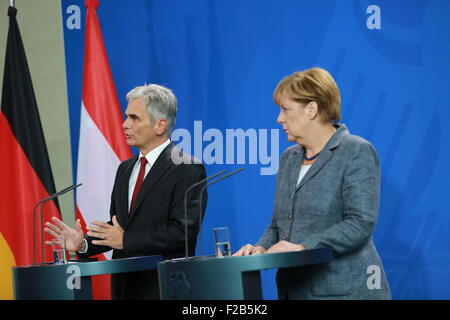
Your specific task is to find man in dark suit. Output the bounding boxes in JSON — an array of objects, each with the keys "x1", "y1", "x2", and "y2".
[{"x1": 45, "y1": 84, "x2": 207, "y2": 299}]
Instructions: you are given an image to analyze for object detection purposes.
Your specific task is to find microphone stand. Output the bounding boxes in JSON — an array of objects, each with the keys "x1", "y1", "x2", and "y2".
[
  {"x1": 33, "y1": 183, "x2": 82, "y2": 265},
  {"x1": 197, "y1": 168, "x2": 244, "y2": 257},
  {"x1": 184, "y1": 170, "x2": 226, "y2": 258}
]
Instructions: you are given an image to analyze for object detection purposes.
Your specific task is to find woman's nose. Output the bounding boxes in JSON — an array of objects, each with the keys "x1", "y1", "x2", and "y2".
[{"x1": 277, "y1": 111, "x2": 284, "y2": 124}]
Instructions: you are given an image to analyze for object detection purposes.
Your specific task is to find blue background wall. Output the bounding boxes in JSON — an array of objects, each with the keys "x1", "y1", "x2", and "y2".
[{"x1": 61, "y1": 0, "x2": 450, "y2": 299}]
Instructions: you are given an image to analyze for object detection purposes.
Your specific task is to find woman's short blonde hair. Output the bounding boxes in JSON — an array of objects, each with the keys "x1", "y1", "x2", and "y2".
[{"x1": 273, "y1": 67, "x2": 341, "y2": 123}]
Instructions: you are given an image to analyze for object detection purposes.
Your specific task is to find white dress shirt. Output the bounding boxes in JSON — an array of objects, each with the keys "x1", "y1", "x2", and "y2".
[
  {"x1": 127, "y1": 139, "x2": 171, "y2": 211},
  {"x1": 78, "y1": 139, "x2": 171, "y2": 254},
  {"x1": 296, "y1": 164, "x2": 312, "y2": 187}
]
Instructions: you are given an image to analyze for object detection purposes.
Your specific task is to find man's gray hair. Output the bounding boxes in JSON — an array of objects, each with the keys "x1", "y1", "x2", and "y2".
[{"x1": 126, "y1": 84, "x2": 177, "y2": 135}]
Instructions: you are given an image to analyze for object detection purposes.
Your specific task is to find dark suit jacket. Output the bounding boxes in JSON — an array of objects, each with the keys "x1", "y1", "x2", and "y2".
[{"x1": 79, "y1": 142, "x2": 207, "y2": 299}]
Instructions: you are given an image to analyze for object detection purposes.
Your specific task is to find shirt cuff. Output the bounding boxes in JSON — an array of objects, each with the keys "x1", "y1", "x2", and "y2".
[{"x1": 77, "y1": 238, "x2": 88, "y2": 254}]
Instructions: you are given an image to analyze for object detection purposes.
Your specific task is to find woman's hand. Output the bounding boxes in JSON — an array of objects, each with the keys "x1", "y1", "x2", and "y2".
[
  {"x1": 232, "y1": 244, "x2": 266, "y2": 256},
  {"x1": 265, "y1": 241, "x2": 306, "y2": 254}
]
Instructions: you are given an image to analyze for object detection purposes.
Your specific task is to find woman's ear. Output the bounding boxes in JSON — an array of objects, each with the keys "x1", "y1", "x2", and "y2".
[{"x1": 305, "y1": 101, "x2": 319, "y2": 120}]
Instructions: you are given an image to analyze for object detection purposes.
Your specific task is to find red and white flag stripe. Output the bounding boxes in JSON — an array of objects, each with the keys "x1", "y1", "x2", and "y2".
[
  {"x1": 76, "y1": 0, "x2": 132, "y2": 300},
  {"x1": 77, "y1": 103, "x2": 121, "y2": 258}
]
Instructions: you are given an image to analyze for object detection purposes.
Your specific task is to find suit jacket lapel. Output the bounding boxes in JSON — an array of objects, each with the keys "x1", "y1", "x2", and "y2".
[
  {"x1": 296, "y1": 148, "x2": 333, "y2": 190},
  {"x1": 117, "y1": 155, "x2": 138, "y2": 227},
  {"x1": 295, "y1": 124, "x2": 349, "y2": 191},
  {"x1": 128, "y1": 143, "x2": 175, "y2": 222},
  {"x1": 288, "y1": 146, "x2": 303, "y2": 198}
]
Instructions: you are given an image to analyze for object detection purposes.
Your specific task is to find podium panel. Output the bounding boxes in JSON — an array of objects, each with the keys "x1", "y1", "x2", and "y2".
[
  {"x1": 158, "y1": 248, "x2": 332, "y2": 300},
  {"x1": 13, "y1": 255, "x2": 162, "y2": 300}
]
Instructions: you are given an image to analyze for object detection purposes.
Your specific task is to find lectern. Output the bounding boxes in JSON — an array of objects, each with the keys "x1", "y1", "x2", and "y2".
[
  {"x1": 158, "y1": 248, "x2": 332, "y2": 299},
  {"x1": 13, "y1": 255, "x2": 162, "y2": 300}
]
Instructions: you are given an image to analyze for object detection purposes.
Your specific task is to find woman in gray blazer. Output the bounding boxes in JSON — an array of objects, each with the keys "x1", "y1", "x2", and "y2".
[{"x1": 234, "y1": 68, "x2": 391, "y2": 300}]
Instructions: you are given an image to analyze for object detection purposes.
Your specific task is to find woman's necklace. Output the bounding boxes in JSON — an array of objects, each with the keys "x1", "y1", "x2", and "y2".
[
  {"x1": 303, "y1": 149, "x2": 320, "y2": 161},
  {"x1": 303, "y1": 126, "x2": 337, "y2": 162}
]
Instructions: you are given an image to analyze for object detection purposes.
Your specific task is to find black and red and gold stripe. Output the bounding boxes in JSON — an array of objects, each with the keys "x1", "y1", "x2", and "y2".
[{"x1": 0, "y1": 6, "x2": 61, "y2": 268}]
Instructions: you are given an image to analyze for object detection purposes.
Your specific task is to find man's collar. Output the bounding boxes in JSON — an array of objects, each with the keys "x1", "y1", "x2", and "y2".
[{"x1": 139, "y1": 139, "x2": 171, "y2": 166}]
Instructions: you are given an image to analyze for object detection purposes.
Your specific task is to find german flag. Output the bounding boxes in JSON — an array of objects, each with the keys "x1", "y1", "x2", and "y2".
[{"x1": 0, "y1": 6, "x2": 61, "y2": 299}]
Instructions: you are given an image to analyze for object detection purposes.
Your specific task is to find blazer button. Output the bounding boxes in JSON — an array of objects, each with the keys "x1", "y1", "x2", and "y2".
[
  {"x1": 284, "y1": 233, "x2": 288, "y2": 240},
  {"x1": 288, "y1": 214, "x2": 292, "y2": 220}
]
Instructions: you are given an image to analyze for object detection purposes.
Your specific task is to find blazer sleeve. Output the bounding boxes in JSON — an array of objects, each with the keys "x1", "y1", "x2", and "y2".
[
  {"x1": 77, "y1": 162, "x2": 126, "y2": 259},
  {"x1": 255, "y1": 218, "x2": 279, "y2": 250},
  {"x1": 302, "y1": 141, "x2": 381, "y2": 254},
  {"x1": 123, "y1": 163, "x2": 207, "y2": 256},
  {"x1": 255, "y1": 150, "x2": 291, "y2": 249}
]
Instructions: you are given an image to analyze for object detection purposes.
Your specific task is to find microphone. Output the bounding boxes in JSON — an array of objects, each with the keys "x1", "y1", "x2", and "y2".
[
  {"x1": 197, "y1": 167, "x2": 244, "y2": 257},
  {"x1": 33, "y1": 183, "x2": 82, "y2": 265},
  {"x1": 184, "y1": 170, "x2": 226, "y2": 258}
]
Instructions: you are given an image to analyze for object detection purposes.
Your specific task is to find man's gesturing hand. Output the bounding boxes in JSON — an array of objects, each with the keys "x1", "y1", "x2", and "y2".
[
  {"x1": 44, "y1": 217, "x2": 84, "y2": 252},
  {"x1": 87, "y1": 216, "x2": 124, "y2": 250}
]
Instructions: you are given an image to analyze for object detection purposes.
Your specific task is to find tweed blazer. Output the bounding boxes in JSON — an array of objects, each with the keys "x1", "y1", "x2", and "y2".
[{"x1": 257, "y1": 124, "x2": 391, "y2": 299}]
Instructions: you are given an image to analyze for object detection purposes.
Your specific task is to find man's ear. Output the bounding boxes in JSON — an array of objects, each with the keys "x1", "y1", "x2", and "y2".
[
  {"x1": 305, "y1": 101, "x2": 319, "y2": 120},
  {"x1": 155, "y1": 118, "x2": 168, "y2": 136}
]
